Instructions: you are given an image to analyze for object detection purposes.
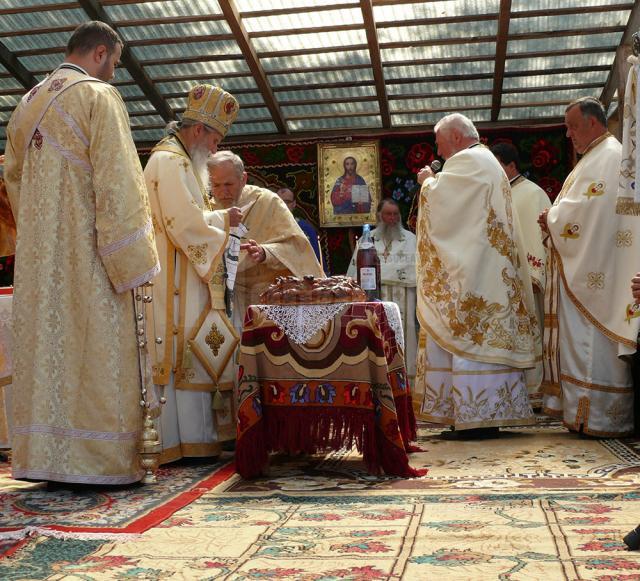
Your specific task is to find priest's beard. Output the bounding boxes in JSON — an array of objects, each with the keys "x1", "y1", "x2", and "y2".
[
  {"x1": 190, "y1": 143, "x2": 212, "y2": 193},
  {"x1": 376, "y1": 221, "x2": 403, "y2": 245}
]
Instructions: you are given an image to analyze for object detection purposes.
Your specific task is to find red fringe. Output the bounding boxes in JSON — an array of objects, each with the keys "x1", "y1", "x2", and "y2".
[
  {"x1": 394, "y1": 393, "x2": 417, "y2": 450},
  {"x1": 235, "y1": 421, "x2": 270, "y2": 479},
  {"x1": 236, "y1": 406, "x2": 425, "y2": 478}
]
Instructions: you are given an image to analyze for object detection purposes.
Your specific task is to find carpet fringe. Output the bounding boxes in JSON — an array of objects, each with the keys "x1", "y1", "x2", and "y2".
[{"x1": 0, "y1": 526, "x2": 141, "y2": 541}]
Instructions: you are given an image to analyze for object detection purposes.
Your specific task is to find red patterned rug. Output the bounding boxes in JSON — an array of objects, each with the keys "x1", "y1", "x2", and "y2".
[{"x1": 0, "y1": 456, "x2": 235, "y2": 538}]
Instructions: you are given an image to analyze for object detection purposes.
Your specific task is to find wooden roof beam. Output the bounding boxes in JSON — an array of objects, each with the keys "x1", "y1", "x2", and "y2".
[
  {"x1": 360, "y1": 0, "x2": 390, "y2": 128},
  {"x1": 77, "y1": 0, "x2": 175, "y2": 123},
  {"x1": 0, "y1": 40, "x2": 37, "y2": 90},
  {"x1": 218, "y1": 0, "x2": 287, "y2": 134},
  {"x1": 491, "y1": 0, "x2": 511, "y2": 121},
  {"x1": 600, "y1": 1, "x2": 640, "y2": 108}
]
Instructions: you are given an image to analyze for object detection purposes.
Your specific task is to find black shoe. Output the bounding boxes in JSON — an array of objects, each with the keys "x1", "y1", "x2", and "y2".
[
  {"x1": 441, "y1": 427, "x2": 500, "y2": 441},
  {"x1": 624, "y1": 525, "x2": 640, "y2": 550}
]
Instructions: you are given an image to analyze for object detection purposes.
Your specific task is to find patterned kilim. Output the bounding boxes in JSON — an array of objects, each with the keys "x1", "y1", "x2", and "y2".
[
  {"x1": 4, "y1": 421, "x2": 640, "y2": 578},
  {"x1": 0, "y1": 457, "x2": 234, "y2": 536}
]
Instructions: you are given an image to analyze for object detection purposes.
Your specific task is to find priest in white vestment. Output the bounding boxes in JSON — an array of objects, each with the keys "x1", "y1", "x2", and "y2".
[
  {"x1": 208, "y1": 150, "x2": 324, "y2": 325},
  {"x1": 347, "y1": 198, "x2": 418, "y2": 378},
  {"x1": 491, "y1": 142, "x2": 551, "y2": 408},
  {"x1": 415, "y1": 114, "x2": 539, "y2": 439},
  {"x1": 4, "y1": 22, "x2": 160, "y2": 484},
  {"x1": 144, "y1": 84, "x2": 243, "y2": 464},
  {"x1": 540, "y1": 97, "x2": 640, "y2": 438}
]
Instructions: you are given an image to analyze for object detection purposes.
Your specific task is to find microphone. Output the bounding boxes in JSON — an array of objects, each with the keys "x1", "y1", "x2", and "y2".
[{"x1": 430, "y1": 159, "x2": 442, "y2": 173}]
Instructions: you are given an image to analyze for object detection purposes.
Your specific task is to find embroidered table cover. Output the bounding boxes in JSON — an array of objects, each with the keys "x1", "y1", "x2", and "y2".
[{"x1": 235, "y1": 301, "x2": 424, "y2": 478}]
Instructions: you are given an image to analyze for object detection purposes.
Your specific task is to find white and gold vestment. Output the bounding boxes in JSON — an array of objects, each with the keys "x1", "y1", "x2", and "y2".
[
  {"x1": 4, "y1": 66, "x2": 160, "y2": 483},
  {"x1": 415, "y1": 145, "x2": 539, "y2": 429},
  {"x1": 543, "y1": 126, "x2": 640, "y2": 437}
]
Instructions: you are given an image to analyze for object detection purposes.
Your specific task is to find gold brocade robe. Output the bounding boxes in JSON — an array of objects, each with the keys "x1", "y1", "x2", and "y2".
[
  {"x1": 416, "y1": 145, "x2": 540, "y2": 368},
  {"x1": 144, "y1": 135, "x2": 235, "y2": 461},
  {"x1": 211, "y1": 184, "x2": 324, "y2": 318},
  {"x1": 4, "y1": 66, "x2": 160, "y2": 484}
]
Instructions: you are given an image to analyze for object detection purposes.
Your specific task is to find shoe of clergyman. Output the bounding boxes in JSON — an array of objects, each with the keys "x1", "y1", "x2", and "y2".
[{"x1": 440, "y1": 427, "x2": 500, "y2": 440}]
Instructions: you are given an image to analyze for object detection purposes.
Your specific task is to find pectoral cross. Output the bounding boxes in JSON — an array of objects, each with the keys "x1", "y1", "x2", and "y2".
[{"x1": 382, "y1": 241, "x2": 392, "y2": 263}]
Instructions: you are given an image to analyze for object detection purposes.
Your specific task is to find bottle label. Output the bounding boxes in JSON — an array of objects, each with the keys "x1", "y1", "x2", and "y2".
[{"x1": 360, "y1": 267, "x2": 377, "y2": 290}]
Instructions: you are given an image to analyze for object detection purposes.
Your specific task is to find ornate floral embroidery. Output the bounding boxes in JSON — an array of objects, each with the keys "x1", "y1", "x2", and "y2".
[
  {"x1": 151, "y1": 214, "x2": 162, "y2": 233},
  {"x1": 587, "y1": 272, "x2": 605, "y2": 290},
  {"x1": 32, "y1": 128, "x2": 43, "y2": 150},
  {"x1": 186, "y1": 243, "x2": 207, "y2": 265},
  {"x1": 192, "y1": 85, "x2": 206, "y2": 100},
  {"x1": 560, "y1": 223, "x2": 581, "y2": 240},
  {"x1": 48, "y1": 77, "x2": 68, "y2": 93},
  {"x1": 625, "y1": 302, "x2": 640, "y2": 323},
  {"x1": 486, "y1": 207, "x2": 516, "y2": 266},
  {"x1": 180, "y1": 160, "x2": 190, "y2": 172},
  {"x1": 616, "y1": 229, "x2": 633, "y2": 247},
  {"x1": 164, "y1": 217, "x2": 175, "y2": 229},
  {"x1": 583, "y1": 181, "x2": 605, "y2": 199},
  {"x1": 527, "y1": 253, "x2": 543, "y2": 270}
]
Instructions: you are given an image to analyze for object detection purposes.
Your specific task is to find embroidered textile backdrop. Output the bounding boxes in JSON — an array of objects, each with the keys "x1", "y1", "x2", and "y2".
[{"x1": 227, "y1": 126, "x2": 569, "y2": 275}]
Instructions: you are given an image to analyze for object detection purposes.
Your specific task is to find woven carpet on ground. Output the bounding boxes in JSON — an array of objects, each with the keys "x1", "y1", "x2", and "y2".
[
  {"x1": 0, "y1": 456, "x2": 235, "y2": 538},
  {"x1": 4, "y1": 421, "x2": 640, "y2": 580}
]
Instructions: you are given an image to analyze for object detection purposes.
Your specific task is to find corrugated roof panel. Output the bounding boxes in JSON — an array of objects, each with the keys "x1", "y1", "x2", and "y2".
[
  {"x1": 105, "y1": 0, "x2": 223, "y2": 20},
  {"x1": 2, "y1": 0, "x2": 70, "y2": 7},
  {"x1": 510, "y1": 11, "x2": 629, "y2": 35},
  {"x1": 502, "y1": 88, "x2": 598, "y2": 105},
  {"x1": 269, "y1": 68, "x2": 374, "y2": 88},
  {"x1": 0, "y1": 8, "x2": 86, "y2": 32},
  {"x1": 119, "y1": 21, "x2": 231, "y2": 42},
  {"x1": 378, "y1": 21, "x2": 498, "y2": 44},
  {"x1": 130, "y1": 115, "x2": 166, "y2": 128},
  {"x1": 390, "y1": 94, "x2": 492, "y2": 111},
  {"x1": 131, "y1": 128, "x2": 165, "y2": 141},
  {"x1": 117, "y1": 85, "x2": 145, "y2": 98},
  {"x1": 237, "y1": 0, "x2": 330, "y2": 10},
  {"x1": 126, "y1": 101, "x2": 157, "y2": 114},
  {"x1": 375, "y1": 0, "x2": 499, "y2": 21},
  {"x1": 381, "y1": 43, "x2": 496, "y2": 63},
  {"x1": 0, "y1": 78, "x2": 24, "y2": 92},
  {"x1": 508, "y1": 31, "x2": 623, "y2": 54},
  {"x1": 228, "y1": 121, "x2": 278, "y2": 135},
  {"x1": 278, "y1": 85, "x2": 377, "y2": 102},
  {"x1": 385, "y1": 61, "x2": 494, "y2": 80},
  {"x1": 388, "y1": 78, "x2": 494, "y2": 96},
  {"x1": 244, "y1": 8, "x2": 362, "y2": 33},
  {"x1": 253, "y1": 30, "x2": 367, "y2": 53},
  {"x1": 131, "y1": 40, "x2": 241, "y2": 60},
  {"x1": 506, "y1": 51, "x2": 614, "y2": 72},
  {"x1": 236, "y1": 107, "x2": 272, "y2": 121},
  {"x1": 288, "y1": 115, "x2": 382, "y2": 131},
  {"x1": 393, "y1": 110, "x2": 491, "y2": 125},
  {"x1": 503, "y1": 70, "x2": 609, "y2": 90},
  {"x1": 283, "y1": 101, "x2": 379, "y2": 116},
  {"x1": 18, "y1": 54, "x2": 64, "y2": 71},
  {"x1": 145, "y1": 60, "x2": 249, "y2": 78},
  {"x1": 3, "y1": 32, "x2": 69, "y2": 52},
  {"x1": 499, "y1": 105, "x2": 566, "y2": 120},
  {"x1": 156, "y1": 77, "x2": 258, "y2": 94},
  {"x1": 512, "y1": 0, "x2": 629, "y2": 9},
  {"x1": 0, "y1": 96, "x2": 20, "y2": 108},
  {"x1": 260, "y1": 50, "x2": 371, "y2": 71},
  {"x1": 113, "y1": 68, "x2": 133, "y2": 83}
]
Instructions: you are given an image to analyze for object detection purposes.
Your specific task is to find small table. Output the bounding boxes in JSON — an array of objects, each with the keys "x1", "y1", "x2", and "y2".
[{"x1": 235, "y1": 301, "x2": 424, "y2": 478}]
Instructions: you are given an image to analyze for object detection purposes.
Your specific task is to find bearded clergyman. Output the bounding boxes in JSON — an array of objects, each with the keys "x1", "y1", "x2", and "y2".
[
  {"x1": 144, "y1": 84, "x2": 243, "y2": 464},
  {"x1": 347, "y1": 198, "x2": 418, "y2": 378}
]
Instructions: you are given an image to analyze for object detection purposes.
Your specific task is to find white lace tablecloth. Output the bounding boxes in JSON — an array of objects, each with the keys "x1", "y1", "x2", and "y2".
[{"x1": 254, "y1": 301, "x2": 404, "y2": 350}]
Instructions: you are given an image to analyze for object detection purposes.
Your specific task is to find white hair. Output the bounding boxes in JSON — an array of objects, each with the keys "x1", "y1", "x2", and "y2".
[
  {"x1": 207, "y1": 150, "x2": 245, "y2": 176},
  {"x1": 434, "y1": 113, "x2": 479, "y2": 140}
]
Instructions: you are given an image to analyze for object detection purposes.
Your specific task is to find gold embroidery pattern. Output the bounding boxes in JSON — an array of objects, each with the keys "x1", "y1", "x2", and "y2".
[
  {"x1": 587, "y1": 272, "x2": 605, "y2": 290},
  {"x1": 417, "y1": 183, "x2": 536, "y2": 353},
  {"x1": 180, "y1": 159, "x2": 190, "y2": 173},
  {"x1": 616, "y1": 229, "x2": 633, "y2": 247},
  {"x1": 187, "y1": 243, "x2": 207, "y2": 265},
  {"x1": 205, "y1": 323, "x2": 225, "y2": 356},
  {"x1": 165, "y1": 217, "x2": 175, "y2": 229},
  {"x1": 151, "y1": 214, "x2": 162, "y2": 233}
]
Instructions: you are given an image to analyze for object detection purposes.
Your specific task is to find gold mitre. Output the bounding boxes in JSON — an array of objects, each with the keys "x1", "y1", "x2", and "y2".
[{"x1": 182, "y1": 84, "x2": 239, "y2": 138}]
